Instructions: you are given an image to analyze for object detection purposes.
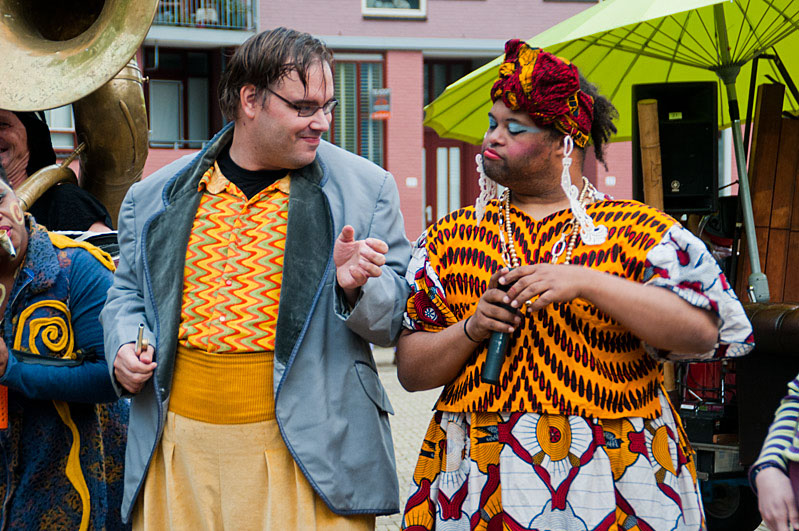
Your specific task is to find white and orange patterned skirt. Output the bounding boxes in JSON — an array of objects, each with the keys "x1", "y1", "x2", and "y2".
[{"x1": 402, "y1": 391, "x2": 705, "y2": 531}]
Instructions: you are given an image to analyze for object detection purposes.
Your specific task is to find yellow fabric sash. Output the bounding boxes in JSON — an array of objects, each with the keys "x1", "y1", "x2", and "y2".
[{"x1": 169, "y1": 345, "x2": 275, "y2": 424}]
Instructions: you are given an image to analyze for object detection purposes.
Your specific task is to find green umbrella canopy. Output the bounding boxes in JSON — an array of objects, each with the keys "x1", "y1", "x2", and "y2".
[{"x1": 424, "y1": 0, "x2": 799, "y2": 144}]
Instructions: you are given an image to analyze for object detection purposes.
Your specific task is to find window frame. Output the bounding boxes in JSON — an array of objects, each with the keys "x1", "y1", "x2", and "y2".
[
  {"x1": 424, "y1": 59, "x2": 473, "y2": 106},
  {"x1": 142, "y1": 46, "x2": 215, "y2": 149},
  {"x1": 326, "y1": 57, "x2": 388, "y2": 167},
  {"x1": 43, "y1": 106, "x2": 78, "y2": 157},
  {"x1": 361, "y1": 0, "x2": 427, "y2": 19}
]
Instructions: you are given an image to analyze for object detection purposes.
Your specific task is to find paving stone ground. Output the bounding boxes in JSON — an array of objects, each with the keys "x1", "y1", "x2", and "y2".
[{"x1": 373, "y1": 347, "x2": 441, "y2": 531}]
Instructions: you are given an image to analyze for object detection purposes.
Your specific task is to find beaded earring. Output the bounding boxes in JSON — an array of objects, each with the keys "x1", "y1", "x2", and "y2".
[
  {"x1": 474, "y1": 153, "x2": 498, "y2": 225},
  {"x1": 559, "y1": 136, "x2": 607, "y2": 247}
]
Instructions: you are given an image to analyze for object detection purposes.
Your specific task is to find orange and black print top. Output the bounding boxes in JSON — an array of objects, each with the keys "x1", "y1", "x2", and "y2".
[{"x1": 403, "y1": 199, "x2": 753, "y2": 419}]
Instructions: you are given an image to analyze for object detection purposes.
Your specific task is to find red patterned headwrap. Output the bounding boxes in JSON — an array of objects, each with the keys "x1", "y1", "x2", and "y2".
[{"x1": 491, "y1": 39, "x2": 594, "y2": 148}]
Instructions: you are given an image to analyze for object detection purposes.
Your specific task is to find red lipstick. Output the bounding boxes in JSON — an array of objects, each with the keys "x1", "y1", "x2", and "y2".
[{"x1": 483, "y1": 149, "x2": 501, "y2": 161}]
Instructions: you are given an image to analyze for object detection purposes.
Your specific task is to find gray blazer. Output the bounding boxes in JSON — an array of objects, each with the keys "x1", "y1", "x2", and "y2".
[{"x1": 101, "y1": 124, "x2": 411, "y2": 522}]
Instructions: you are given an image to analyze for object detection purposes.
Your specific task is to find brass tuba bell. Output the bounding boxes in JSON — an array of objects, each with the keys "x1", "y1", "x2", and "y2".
[{"x1": 0, "y1": 0, "x2": 160, "y2": 223}]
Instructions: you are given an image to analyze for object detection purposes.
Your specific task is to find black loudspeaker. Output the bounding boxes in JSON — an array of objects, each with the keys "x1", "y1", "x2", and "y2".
[{"x1": 631, "y1": 82, "x2": 719, "y2": 214}]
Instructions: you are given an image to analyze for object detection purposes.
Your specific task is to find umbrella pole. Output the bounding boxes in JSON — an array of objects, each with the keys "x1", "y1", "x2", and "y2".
[
  {"x1": 714, "y1": 4, "x2": 769, "y2": 302},
  {"x1": 718, "y1": 71, "x2": 770, "y2": 302}
]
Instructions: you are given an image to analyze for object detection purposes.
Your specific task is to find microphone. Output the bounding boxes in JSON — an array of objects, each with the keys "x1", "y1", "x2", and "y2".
[{"x1": 481, "y1": 281, "x2": 516, "y2": 386}]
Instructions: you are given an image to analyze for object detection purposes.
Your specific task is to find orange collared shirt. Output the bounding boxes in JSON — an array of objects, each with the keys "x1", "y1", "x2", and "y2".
[{"x1": 178, "y1": 162, "x2": 290, "y2": 353}]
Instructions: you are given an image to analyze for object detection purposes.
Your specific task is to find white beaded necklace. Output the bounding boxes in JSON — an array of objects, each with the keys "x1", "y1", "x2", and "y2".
[
  {"x1": 497, "y1": 177, "x2": 594, "y2": 267},
  {"x1": 497, "y1": 136, "x2": 607, "y2": 268}
]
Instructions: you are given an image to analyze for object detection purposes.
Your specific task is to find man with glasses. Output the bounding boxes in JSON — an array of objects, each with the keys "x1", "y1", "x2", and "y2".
[{"x1": 101, "y1": 27, "x2": 410, "y2": 530}]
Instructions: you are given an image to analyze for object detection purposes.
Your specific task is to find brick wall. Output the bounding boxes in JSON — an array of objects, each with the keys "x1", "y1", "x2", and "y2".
[
  {"x1": 260, "y1": 0, "x2": 592, "y2": 42},
  {"x1": 386, "y1": 50, "x2": 424, "y2": 240},
  {"x1": 142, "y1": 148, "x2": 198, "y2": 179},
  {"x1": 597, "y1": 141, "x2": 633, "y2": 200}
]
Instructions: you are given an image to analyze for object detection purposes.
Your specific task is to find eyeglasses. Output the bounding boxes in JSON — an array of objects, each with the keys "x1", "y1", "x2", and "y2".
[{"x1": 266, "y1": 89, "x2": 338, "y2": 117}]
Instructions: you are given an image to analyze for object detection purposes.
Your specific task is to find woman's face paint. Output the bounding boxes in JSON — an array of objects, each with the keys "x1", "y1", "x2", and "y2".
[
  {"x1": 0, "y1": 181, "x2": 27, "y2": 260},
  {"x1": 10, "y1": 203, "x2": 23, "y2": 225},
  {"x1": 481, "y1": 100, "x2": 562, "y2": 197}
]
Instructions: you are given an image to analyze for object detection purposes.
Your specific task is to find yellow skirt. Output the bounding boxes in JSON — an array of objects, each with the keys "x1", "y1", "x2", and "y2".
[{"x1": 134, "y1": 411, "x2": 375, "y2": 531}]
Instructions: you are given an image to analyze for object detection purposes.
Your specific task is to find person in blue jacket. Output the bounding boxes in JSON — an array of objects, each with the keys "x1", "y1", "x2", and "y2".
[{"x1": 0, "y1": 162, "x2": 128, "y2": 530}]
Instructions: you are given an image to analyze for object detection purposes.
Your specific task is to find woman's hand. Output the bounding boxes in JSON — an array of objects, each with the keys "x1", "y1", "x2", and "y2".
[
  {"x1": 397, "y1": 267, "x2": 522, "y2": 391},
  {"x1": 496, "y1": 263, "x2": 717, "y2": 353},
  {"x1": 499, "y1": 264, "x2": 595, "y2": 313},
  {"x1": 465, "y1": 268, "x2": 522, "y2": 342}
]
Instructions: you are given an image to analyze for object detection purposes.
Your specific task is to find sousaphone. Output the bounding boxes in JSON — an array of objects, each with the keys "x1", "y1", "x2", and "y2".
[{"x1": 0, "y1": 0, "x2": 160, "y2": 223}]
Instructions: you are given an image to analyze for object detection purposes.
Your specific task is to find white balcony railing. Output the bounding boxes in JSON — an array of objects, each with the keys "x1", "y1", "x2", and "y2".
[{"x1": 154, "y1": 0, "x2": 255, "y2": 30}]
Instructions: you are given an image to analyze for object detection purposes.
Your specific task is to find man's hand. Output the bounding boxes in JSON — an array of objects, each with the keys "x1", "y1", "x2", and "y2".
[
  {"x1": 756, "y1": 467, "x2": 799, "y2": 531},
  {"x1": 114, "y1": 342, "x2": 157, "y2": 394},
  {"x1": 334, "y1": 225, "x2": 388, "y2": 305}
]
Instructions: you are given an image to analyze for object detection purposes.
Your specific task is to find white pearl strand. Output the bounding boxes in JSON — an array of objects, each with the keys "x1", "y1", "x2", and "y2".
[{"x1": 497, "y1": 176, "x2": 595, "y2": 269}]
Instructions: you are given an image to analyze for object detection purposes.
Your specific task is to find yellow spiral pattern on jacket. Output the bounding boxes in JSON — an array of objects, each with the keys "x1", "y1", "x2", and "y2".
[{"x1": 14, "y1": 300, "x2": 74, "y2": 357}]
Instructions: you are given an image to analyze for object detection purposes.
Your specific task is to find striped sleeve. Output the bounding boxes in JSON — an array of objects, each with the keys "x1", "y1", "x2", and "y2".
[{"x1": 750, "y1": 376, "x2": 799, "y2": 484}]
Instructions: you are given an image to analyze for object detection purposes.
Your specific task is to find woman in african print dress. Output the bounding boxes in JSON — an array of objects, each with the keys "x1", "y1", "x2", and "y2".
[{"x1": 397, "y1": 41, "x2": 753, "y2": 531}]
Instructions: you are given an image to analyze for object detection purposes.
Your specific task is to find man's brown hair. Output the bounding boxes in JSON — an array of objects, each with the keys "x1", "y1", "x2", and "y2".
[{"x1": 218, "y1": 27, "x2": 334, "y2": 121}]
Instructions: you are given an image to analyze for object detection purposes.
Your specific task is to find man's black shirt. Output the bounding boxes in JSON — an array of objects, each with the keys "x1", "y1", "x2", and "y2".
[{"x1": 216, "y1": 145, "x2": 288, "y2": 200}]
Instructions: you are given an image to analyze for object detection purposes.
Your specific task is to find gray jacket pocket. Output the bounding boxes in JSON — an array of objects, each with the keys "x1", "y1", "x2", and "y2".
[{"x1": 354, "y1": 361, "x2": 395, "y2": 415}]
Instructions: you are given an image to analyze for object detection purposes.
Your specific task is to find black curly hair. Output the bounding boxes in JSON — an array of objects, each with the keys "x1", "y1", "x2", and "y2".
[{"x1": 580, "y1": 73, "x2": 618, "y2": 169}]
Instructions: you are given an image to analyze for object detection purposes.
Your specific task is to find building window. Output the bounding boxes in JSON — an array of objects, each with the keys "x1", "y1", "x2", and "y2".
[
  {"x1": 435, "y1": 146, "x2": 461, "y2": 220},
  {"x1": 362, "y1": 0, "x2": 426, "y2": 19},
  {"x1": 150, "y1": 80, "x2": 184, "y2": 146},
  {"x1": 144, "y1": 47, "x2": 214, "y2": 149},
  {"x1": 424, "y1": 60, "x2": 471, "y2": 106},
  {"x1": 43, "y1": 106, "x2": 78, "y2": 156},
  {"x1": 325, "y1": 61, "x2": 385, "y2": 167}
]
